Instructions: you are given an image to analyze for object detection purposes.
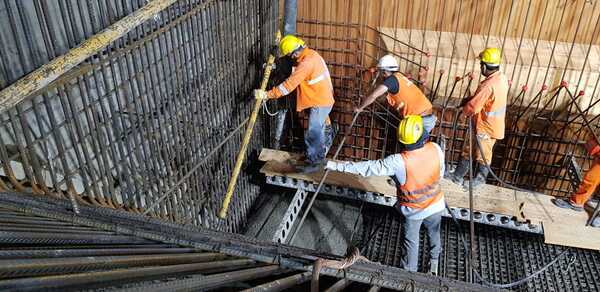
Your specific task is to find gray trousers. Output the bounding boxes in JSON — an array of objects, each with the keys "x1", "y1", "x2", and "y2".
[{"x1": 400, "y1": 211, "x2": 443, "y2": 272}]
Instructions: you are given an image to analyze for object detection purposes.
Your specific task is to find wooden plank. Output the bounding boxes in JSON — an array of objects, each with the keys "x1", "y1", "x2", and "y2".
[
  {"x1": 543, "y1": 222, "x2": 600, "y2": 251},
  {"x1": 259, "y1": 148, "x2": 396, "y2": 196},
  {"x1": 260, "y1": 148, "x2": 600, "y2": 250},
  {"x1": 259, "y1": 148, "x2": 521, "y2": 216},
  {"x1": 378, "y1": 27, "x2": 600, "y2": 115},
  {"x1": 516, "y1": 191, "x2": 589, "y2": 223}
]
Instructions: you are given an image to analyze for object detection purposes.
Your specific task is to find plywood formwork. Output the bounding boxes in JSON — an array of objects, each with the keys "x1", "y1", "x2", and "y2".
[{"x1": 378, "y1": 27, "x2": 600, "y2": 115}]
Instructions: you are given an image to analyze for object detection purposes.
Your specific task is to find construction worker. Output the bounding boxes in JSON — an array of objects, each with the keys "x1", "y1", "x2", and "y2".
[
  {"x1": 554, "y1": 138, "x2": 600, "y2": 221},
  {"x1": 325, "y1": 115, "x2": 445, "y2": 274},
  {"x1": 255, "y1": 35, "x2": 335, "y2": 173},
  {"x1": 354, "y1": 54, "x2": 437, "y2": 134},
  {"x1": 447, "y1": 48, "x2": 508, "y2": 188}
]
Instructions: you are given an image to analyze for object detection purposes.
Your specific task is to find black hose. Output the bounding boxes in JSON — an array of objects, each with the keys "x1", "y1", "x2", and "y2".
[
  {"x1": 444, "y1": 203, "x2": 573, "y2": 289},
  {"x1": 445, "y1": 120, "x2": 575, "y2": 289}
]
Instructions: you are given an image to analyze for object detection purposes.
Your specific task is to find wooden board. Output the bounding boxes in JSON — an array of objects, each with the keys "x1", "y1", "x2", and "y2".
[
  {"x1": 378, "y1": 27, "x2": 600, "y2": 115},
  {"x1": 259, "y1": 148, "x2": 396, "y2": 196},
  {"x1": 516, "y1": 191, "x2": 588, "y2": 223},
  {"x1": 543, "y1": 222, "x2": 600, "y2": 251},
  {"x1": 259, "y1": 148, "x2": 521, "y2": 217},
  {"x1": 260, "y1": 148, "x2": 600, "y2": 251}
]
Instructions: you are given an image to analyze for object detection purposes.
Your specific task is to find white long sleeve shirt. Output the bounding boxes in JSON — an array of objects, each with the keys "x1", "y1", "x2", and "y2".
[{"x1": 327, "y1": 143, "x2": 446, "y2": 220}]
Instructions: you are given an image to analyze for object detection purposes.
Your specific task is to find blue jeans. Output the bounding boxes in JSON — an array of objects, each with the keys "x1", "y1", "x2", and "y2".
[
  {"x1": 422, "y1": 114, "x2": 437, "y2": 135},
  {"x1": 400, "y1": 211, "x2": 442, "y2": 272},
  {"x1": 306, "y1": 106, "x2": 332, "y2": 164}
]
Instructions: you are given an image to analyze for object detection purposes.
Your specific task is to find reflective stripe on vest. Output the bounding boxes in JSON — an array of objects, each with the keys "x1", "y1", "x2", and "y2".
[
  {"x1": 398, "y1": 182, "x2": 441, "y2": 204},
  {"x1": 307, "y1": 73, "x2": 325, "y2": 85},
  {"x1": 307, "y1": 57, "x2": 331, "y2": 86},
  {"x1": 277, "y1": 84, "x2": 290, "y2": 95},
  {"x1": 485, "y1": 105, "x2": 506, "y2": 117}
]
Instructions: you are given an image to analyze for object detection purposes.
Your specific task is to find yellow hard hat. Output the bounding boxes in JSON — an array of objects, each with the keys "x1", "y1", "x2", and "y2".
[
  {"x1": 279, "y1": 35, "x2": 305, "y2": 56},
  {"x1": 478, "y1": 47, "x2": 501, "y2": 66},
  {"x1": 397, "y1": 115, "x2": 424, "y2": 145}
]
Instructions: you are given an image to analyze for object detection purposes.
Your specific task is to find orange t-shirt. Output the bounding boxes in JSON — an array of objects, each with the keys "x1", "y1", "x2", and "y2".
[
  {"x1": 463, "y1": 71, "x2": 508, "y2": 139},
  {"x1": 386, "y1": 73, "x2": 432, "y2": 117}
]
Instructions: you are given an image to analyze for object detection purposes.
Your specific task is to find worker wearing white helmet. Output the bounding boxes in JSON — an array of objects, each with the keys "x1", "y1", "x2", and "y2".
[{"x1": 354, "y1": 54, "x2": 437, "y2": 134}]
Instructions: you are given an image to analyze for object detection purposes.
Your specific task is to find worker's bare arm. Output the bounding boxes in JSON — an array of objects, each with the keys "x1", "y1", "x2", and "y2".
[{"x1": 354, "y1": 84, "x2": 389, "y2": 112}]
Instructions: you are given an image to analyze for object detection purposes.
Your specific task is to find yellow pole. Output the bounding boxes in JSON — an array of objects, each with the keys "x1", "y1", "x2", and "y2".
[
  {"x1": 0, "y1": 0, "x2": 178, "y2": 114},
  {"x1": 219, "y1": 31, "x2": 282, "y2": 219}
]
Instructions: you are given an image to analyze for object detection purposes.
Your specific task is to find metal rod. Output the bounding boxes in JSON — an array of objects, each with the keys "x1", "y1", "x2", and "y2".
[
  {"x1": 219, "y1": 31, "x2": 281, "y2": 219},
  {"x1": 241, "y1": 271, "x2": 312, "y2": 292},
  {"x1": 0, "y1": 0, "x2": 178, "y2": 114}
]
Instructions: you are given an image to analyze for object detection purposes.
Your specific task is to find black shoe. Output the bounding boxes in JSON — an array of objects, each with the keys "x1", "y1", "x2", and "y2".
[
  {"x1": 447, "y1": 159, "x2": 469, "y2": 185},
  {"x1": 552, "y1": 198, "x2": 584, "y2": 212},
  {"x1": 592, "y1": 217, "x2": 600, "y2": 227},
  {"x1": 470, "y1": 163, "x2": 489, "y2": 188},
  {"x1": 296, "y1": 161, "x2": 324, "y2": 174}
]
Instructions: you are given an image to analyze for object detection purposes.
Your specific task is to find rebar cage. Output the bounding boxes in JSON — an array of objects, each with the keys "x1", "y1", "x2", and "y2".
[
  {"x1": 279, "y1": 0, "x2": 600, "y2": 197},
  {"x1": 0, "y1": 0, "x2": 279, "y2": 232}
]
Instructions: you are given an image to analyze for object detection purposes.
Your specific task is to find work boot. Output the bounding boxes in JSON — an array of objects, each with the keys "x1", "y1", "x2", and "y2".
[
  {"x1": 470, "y1": 163, "x2": 489, "y2": 189},
  {"x1": 585, "y1": 197, "x2": 599, "y2": 210},
  {"x1": 296, "y1": 160, "x2": 324, "y2": 174},
  {"x1": 552, "y1": 198, "x2": 584, "y2": 212},
  {"x1": 446, "y1": 159, "x2": 469, "y2": 185},
  {"x1": 324, "y1": 123, "x2": 339, "y2": 155},
  {"x1": 429, "y1": 259, "x2": 439, "y2": 276},
  {"x1": 592, "y1": 217, "x2": 600, "y2": 228}
]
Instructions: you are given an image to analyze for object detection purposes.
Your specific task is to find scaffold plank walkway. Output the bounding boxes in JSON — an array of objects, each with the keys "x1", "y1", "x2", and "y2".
[{"x1": 259, "y1": 148, "x2": 600, "y2": 251}]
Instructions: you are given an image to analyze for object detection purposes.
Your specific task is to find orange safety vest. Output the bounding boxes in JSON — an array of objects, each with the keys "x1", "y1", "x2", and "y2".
[
  {"x1": 386, "y1": 73, "x2": 432, "y2": 117},
  {"x1": 398, "y1": 142, "x2": 444, "y2": 209},
  {"x1": 473, "y1": 72, "x2": 508, "y2": 139},
  {"x1": 270, "y1": 48, "x2": 335, "y2": 112}
]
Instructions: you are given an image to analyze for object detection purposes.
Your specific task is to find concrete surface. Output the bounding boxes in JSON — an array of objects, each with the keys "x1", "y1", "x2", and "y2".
[{"x1": 244, "y1": 188, "x2": 364, "y2": 256}]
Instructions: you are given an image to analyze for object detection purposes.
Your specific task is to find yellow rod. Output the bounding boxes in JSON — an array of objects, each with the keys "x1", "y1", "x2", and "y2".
[
  {"x1": 219, "y1": 31, "x2": 282, "y2": 219},
  {"x1": 0, "y1": 0, "x2": 178, "y2": 114}
]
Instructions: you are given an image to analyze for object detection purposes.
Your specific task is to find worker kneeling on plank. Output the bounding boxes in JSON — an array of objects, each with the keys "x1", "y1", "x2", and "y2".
[
  {"x1": 325, "y1": 115, "x2": 445, "y2": 274},
  {"x1": 255, "y1": 35, "x2": 335, "y2": 173},
  {"x1": 447, "y1": 48, "x2": 508, "y2": 189},
  {"x1": 553, "y1": 138, "x2": 600, "y2": 226},
  {"x1": 354, "y1": 54, "x2": 437, "y2": 134}
]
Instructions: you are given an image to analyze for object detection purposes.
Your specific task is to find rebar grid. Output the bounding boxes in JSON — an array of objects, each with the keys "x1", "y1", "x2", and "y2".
[
  {"x1": 293, "y1": 0, "x2": 600, "y2": 197},
  {"x1": 0, "y1": 0, "x2": 279, "y2": 232}
]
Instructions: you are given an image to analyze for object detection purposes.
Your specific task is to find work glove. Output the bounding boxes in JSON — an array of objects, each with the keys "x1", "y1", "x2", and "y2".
[
  {"x1": 254, "y1": 89, "x2": 268, "y2": 101},
  {"x1": 325, "y1": 160, "x2": 340, "y2": 171}
]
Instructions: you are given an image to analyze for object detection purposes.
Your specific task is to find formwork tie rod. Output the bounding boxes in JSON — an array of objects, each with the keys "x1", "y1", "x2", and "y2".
[{"x1": 219, "y1": 31, "x2": 281, "y2": 219}]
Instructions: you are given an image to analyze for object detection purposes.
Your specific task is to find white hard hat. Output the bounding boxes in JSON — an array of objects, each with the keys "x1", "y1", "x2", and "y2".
[{"x1": 377, "y1": 54, "x2": 399, "y2": 72}]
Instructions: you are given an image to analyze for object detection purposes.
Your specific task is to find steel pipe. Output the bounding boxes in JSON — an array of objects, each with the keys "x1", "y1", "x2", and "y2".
[
  {"x1": 283, "y1": 0, "x2": 297, "y2": 35},
  {"x1": 241, "y1": 271, "x2": 312, "y2": 292}
]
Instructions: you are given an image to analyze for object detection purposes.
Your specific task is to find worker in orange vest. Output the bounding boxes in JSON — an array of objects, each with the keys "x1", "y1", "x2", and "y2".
[
  {"x1": 325, "y1": 115, "x2": 445, "y2": 274},
  {"x1": 554, "y1": 137, "x2": 600, "y2": 222},
  {"x1": 354, "y1": 55, "x2": 436, "y2": 134},
  {"x1": 447, "y1": 48, "x2": 508, "y2": 188},
  {"x1": 256, "y1": 35, "x2": 335, "y2": 173}
]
